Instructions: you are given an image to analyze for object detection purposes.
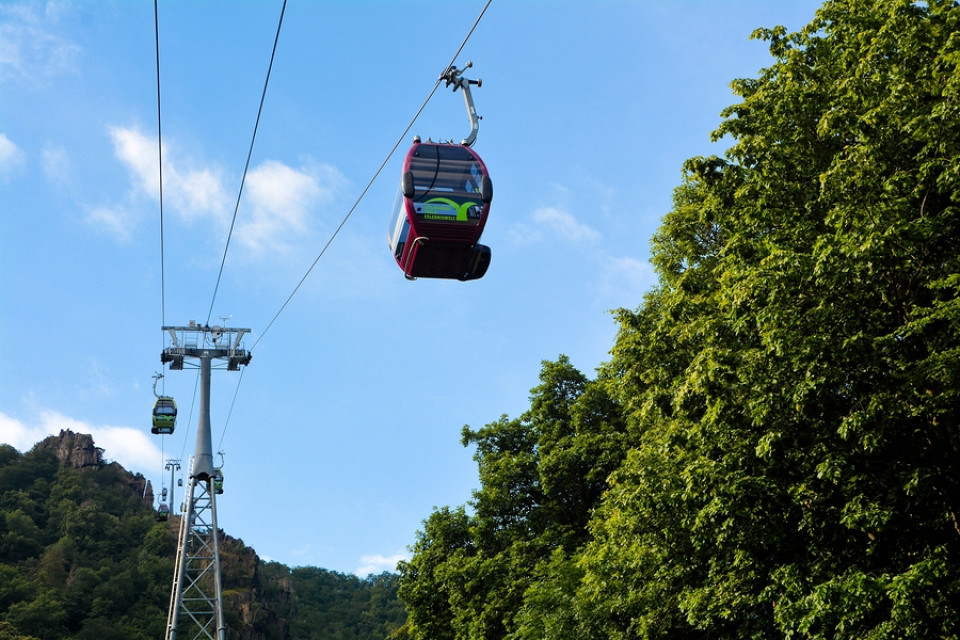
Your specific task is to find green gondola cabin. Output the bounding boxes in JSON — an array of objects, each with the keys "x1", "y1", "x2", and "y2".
[
  {"x1": 152, "y1": 396, "x2": 177, "y2": 434},
  {"x1": 213, "y1": 468, "x2": 224, "y2": 495}
]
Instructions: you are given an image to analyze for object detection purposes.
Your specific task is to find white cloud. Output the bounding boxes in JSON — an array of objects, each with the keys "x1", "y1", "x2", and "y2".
[
  {"x1": 172, "y1": 166, "x2": 230, "y2": 222},
  {"x1": 235, "y1": 159, "x2": 346, "y2": 254},
  {"x1": 102, "y1": 125, "x2": 346, "y2": 253},
  {"x1": 109, "y1": 125, "x2": 159, "y2": 196},
  {"x1": 0, "y1": 132, "x2": 25, "y2": 174},
  {"x1": 99, "y1": 125, "x2": 230, "y2": 237},
  {"x1": 0, "y1": 2, "x2": 81, "y2": 84},
  {"x1": 509, "y1": 205, "x2": 600, "y2": 245},
  {"x1": 0, "y1": 409, "x2": 162, "y2": 475},
  {"x1": 236, "y1": 161, "x2": 319, "y2": 252},
  {"x1": 85, "y1": 205, "x2": 135, "y2": 243},
  {"x1": 42, "y1": 144, "x2": 71, "y2": 187},
  {"x1": 108, "y1": 125, "x2": 232, "y2": 221},
  {"x1": 0, "y1": 411, "x2": 42, "y2": 450},
  {"x1": 599, "y1": 255, "x2": 656, "y2": 305},
  {"x1": 533, "y1": 206, "x2": 601, "y2": 242},
  {"x1": 355, "y1": 552, "x2": 409, "y2": 576}
]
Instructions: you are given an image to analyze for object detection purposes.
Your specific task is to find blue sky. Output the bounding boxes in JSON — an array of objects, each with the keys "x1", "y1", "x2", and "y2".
[{"x1": 1, "y1": 0, "x2": 822, "y2": 576}]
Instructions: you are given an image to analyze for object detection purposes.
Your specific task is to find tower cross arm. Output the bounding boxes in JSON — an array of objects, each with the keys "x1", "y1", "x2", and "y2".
[
  {"x1": 231, "y1": 329, "x2": 249, "y2": 351},
  {"x1": 160, "y1": 324, "x2": 253, "y2": 370}
]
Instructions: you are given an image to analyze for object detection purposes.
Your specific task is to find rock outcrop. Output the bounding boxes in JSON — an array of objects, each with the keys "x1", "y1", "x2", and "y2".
[
  {"x1": 35, "y1": 429, "x2": 104, "y2": 469},
  {"x1": 33, "y1": 429, "x2": 154, "y2": 505}
]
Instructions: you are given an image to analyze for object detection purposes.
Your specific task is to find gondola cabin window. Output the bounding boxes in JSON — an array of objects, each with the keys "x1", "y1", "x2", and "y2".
[{"x1": 409, "y1": 145, "x2": 485, "y2": 223}]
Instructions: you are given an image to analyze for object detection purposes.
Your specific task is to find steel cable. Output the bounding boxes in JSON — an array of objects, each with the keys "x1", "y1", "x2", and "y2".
[
  {"x1": 250, "y1": 0, "x2": 493, "y2": 351},
  {"x1": 206, "y1": 0, "x2": 288, "y2": 325}
]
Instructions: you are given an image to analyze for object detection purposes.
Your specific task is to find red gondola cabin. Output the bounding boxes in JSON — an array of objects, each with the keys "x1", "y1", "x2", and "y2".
[{"x1": 388, "y1": 141, "x2": 492, "y2": 280}]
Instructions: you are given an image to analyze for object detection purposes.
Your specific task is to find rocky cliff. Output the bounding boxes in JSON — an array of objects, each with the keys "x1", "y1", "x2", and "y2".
[
  {"x1": 34, "y1": 429, "x2": 155, "y2": 505},
  {"x1": 35, "y1": 429, "x2": 104, "y2": 468}
]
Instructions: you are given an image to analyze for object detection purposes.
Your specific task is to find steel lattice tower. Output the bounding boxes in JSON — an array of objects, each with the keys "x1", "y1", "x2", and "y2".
[{"x1": 161, "y1": 323, "x2": 251, "y2": 640}]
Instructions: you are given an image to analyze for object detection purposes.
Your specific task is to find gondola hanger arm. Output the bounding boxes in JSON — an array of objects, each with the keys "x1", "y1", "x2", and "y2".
[{"x1": 440, "y1": 62, "x2": 482, "y2": 147}]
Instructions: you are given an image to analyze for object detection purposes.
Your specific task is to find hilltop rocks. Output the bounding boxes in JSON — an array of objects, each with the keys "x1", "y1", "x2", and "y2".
[
  {"x1": 33, "y1": 429, "x2": 154, "y2": 505},
  {"x1": 35, "y1": 429, "x2": 104, "y2": 469}
]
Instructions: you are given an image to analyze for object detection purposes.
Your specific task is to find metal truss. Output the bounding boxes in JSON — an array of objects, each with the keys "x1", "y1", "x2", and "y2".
[{"x1": 165, "y1": 473, "x2": 225, "y2": 640}]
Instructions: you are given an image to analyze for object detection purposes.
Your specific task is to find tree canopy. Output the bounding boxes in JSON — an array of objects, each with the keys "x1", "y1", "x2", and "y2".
[
  {"x1": 0, "y1": 440, "x2": 406, "y2": 640},
  {"x1": 397, "y1": 1, "x2": 960, "y2": 638}
]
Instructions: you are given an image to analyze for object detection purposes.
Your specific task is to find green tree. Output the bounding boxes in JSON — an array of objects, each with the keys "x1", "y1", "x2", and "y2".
[
  {"x1": 397, "y1": 506, "x2": 472, "y2": 640},
  {"x1": 398, "y1": 357, "x2": 626, "y2": 640},
  {"x1": 0, "y1": 564, "x2": 34, "y2": 614},
  {"x1": 397, "y1": 1, "x2": 960, "y2": 638},
  {"x1": 0, "y1": 620, "x2": 40, "y2": 640},
  {"x1": 576, "y1": 0, "x2": 960, "y2": 638},
  {"x1": 287, "y1": 566, "x2": 406, "y2": 640},
  {"x1": 3, "y1": 433, "x2": 407, "y2": 639},
  {"x1": 1, "y1": 510, "x2": 44, "y2": 562},
  {"x1": 3, "y1": 589, "x2": 68, "y2": 640}
]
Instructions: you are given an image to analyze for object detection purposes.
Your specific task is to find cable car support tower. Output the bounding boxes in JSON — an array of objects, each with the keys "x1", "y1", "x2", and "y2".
[{"x1": 160, "y1": 322, "x2": 252, "y2": 640}]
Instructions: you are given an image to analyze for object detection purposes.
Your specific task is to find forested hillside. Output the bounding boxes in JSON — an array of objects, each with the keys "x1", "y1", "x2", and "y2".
[
  {"x1": 0, "y1": 431, "x2": 405, "y2": 640},
  {"x1": 395, "y1": 1, "x2": 960, "y2": 638}
]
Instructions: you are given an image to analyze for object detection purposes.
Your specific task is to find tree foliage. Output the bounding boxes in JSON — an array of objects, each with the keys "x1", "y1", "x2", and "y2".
[
  {"x1": 0, "y1": 445, "x2": 168, "y2": 640},
  {"x1": 398, "y1": 1, "x2": 960, "y2": 638},
  {"x1": 0, "y1": 440, "x2": 406, "y2": 640},
  {"x1": 288, "y1": 567, "x2": 405, "y2": 640},
  {"x1": 397, "y1": 357, "x2": 627, "y2": 639}
]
